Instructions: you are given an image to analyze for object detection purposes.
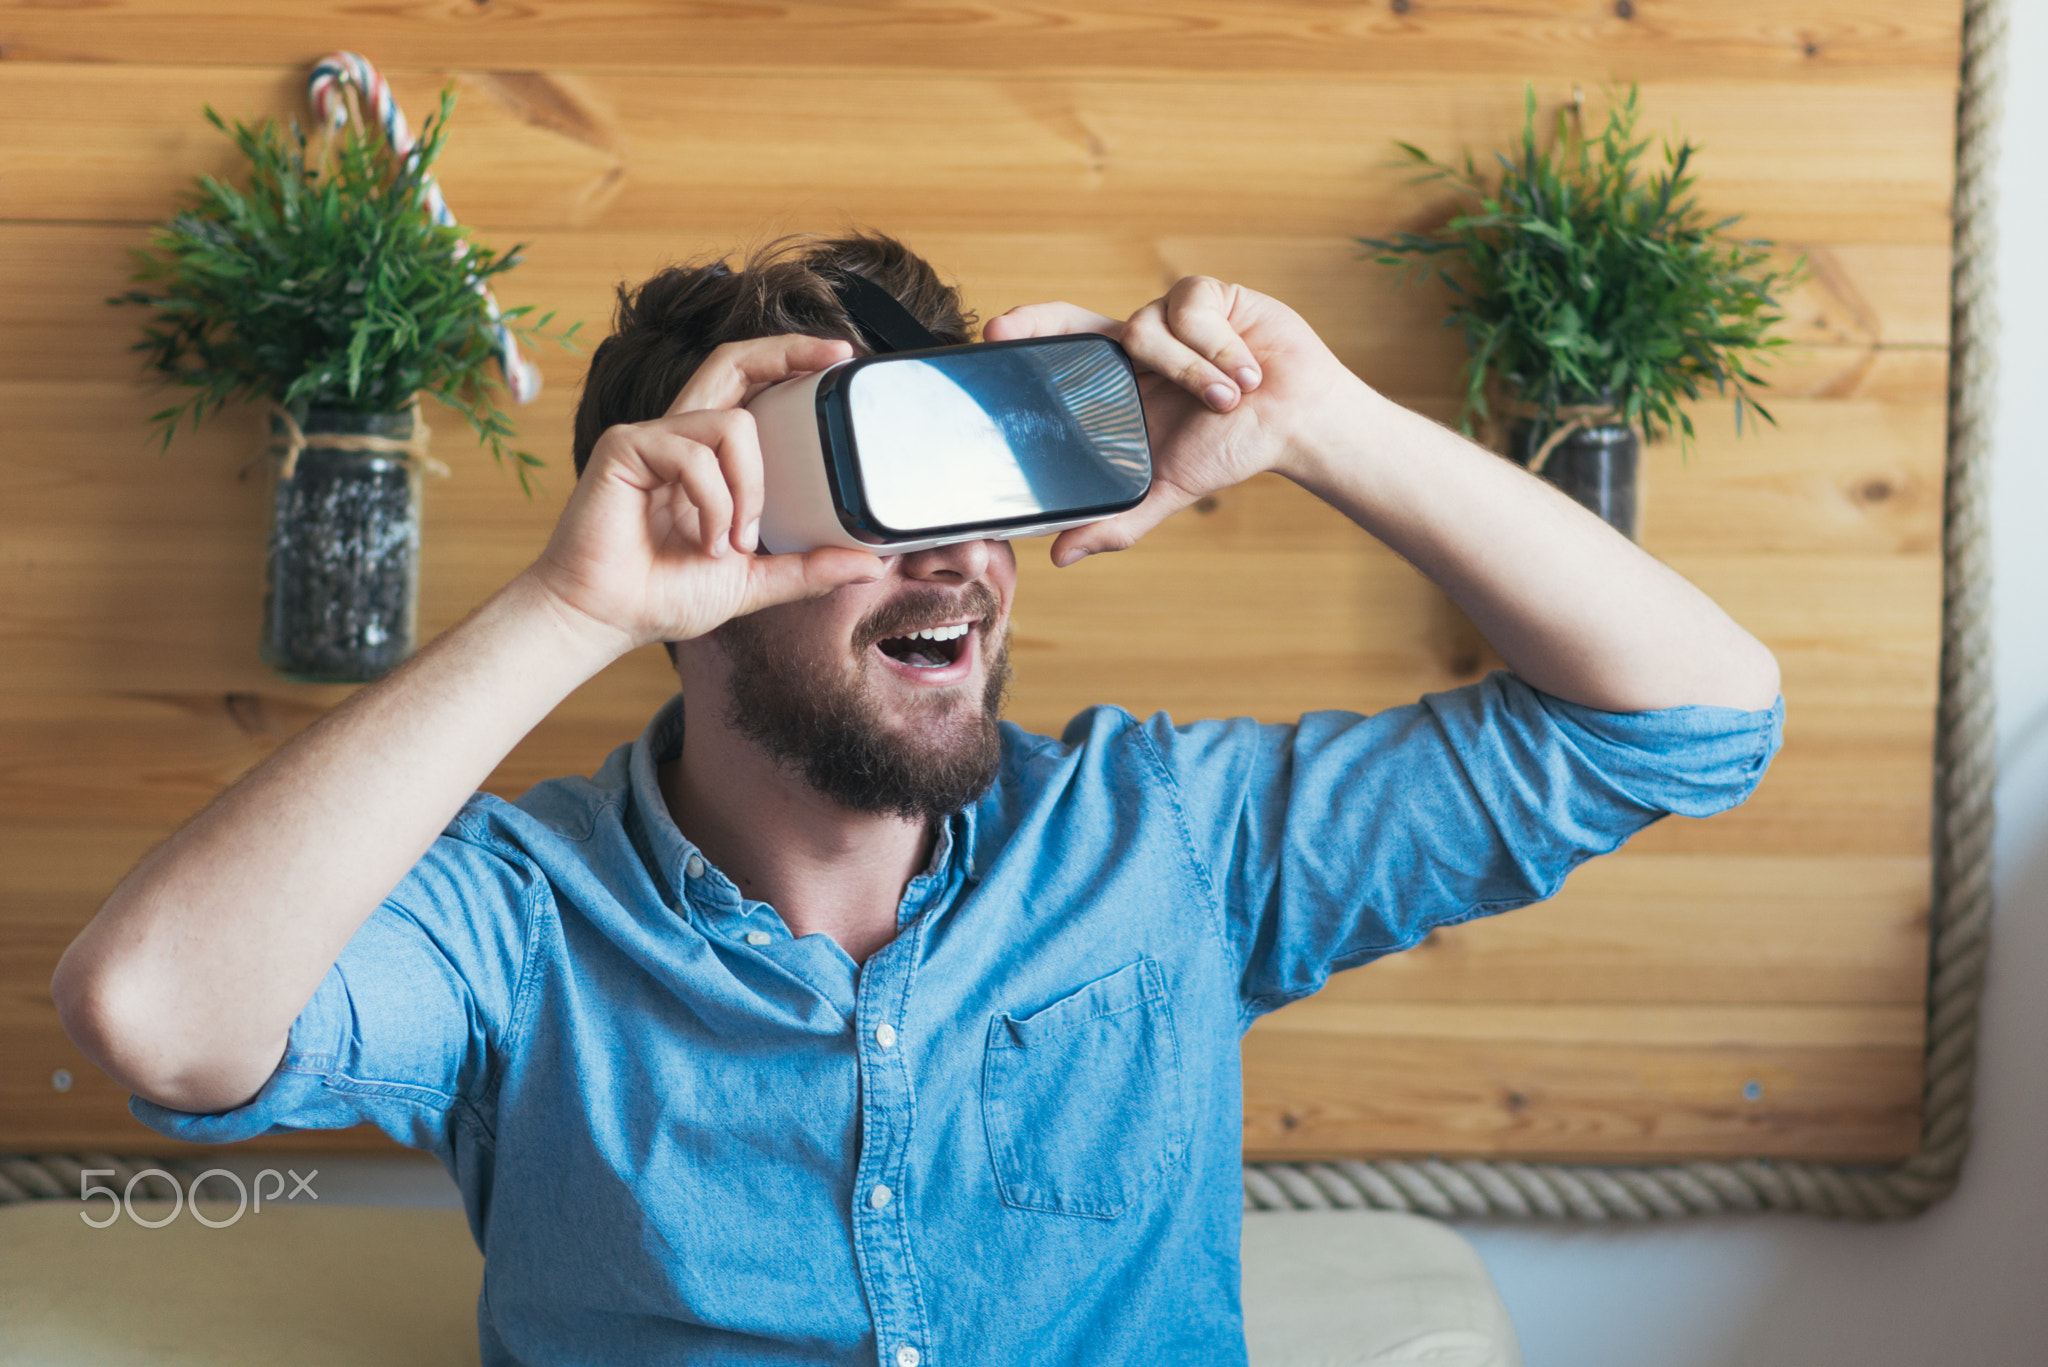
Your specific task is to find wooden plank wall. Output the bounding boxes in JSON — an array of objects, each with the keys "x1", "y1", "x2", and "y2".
[{"x1": 0, "y1": 1, "x2": 1957, "y2": 1162}]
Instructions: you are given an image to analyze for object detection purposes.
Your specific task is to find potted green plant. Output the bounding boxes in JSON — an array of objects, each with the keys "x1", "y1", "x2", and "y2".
[
  {"x1": 1361, "y1": 87, "x2": 1798, "y2": 538},
  {"x1": 113, "y1": 88, "x2": 575, "y2": 682}
]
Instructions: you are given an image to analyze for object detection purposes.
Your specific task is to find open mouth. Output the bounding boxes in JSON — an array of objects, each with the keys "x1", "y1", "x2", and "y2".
[{"x1": 874, "y1": 621, "x2": 974, "y2": 670}]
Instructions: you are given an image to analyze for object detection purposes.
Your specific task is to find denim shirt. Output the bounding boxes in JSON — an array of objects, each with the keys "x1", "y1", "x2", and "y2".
[{"x1": 134, "y1": 673, "x2": 1781, "y2": 1366}]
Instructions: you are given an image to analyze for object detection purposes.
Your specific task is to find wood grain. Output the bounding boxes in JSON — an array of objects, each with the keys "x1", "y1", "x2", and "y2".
[
  {"x1": 0, "y1": 3, "x2": 1959, "y2": 1158},
  {"x1": 0, "y1": 372, "x2": 1952, "y2": 548},
  {"x1": 0, "y1": 696, "x2": 1937, "y2": 860},
  {"x1": 1241, "y1": 1015, "x2": 1923, "y2": 1161},
  {"x1": 0, "y1": 382, "x2": 1947, "y2": 860},
  {"x1": 2, "y1": 837, "x2": 1925, "y2": 1012},
  {"x1": 0, "y1": 1024, "x2": 400, "y2": 1154},
  {"x1": 1322, "y1": 854, "x2": 1931, "y2": 1006},
  {"x1": 1254, "y1": 1002, "x2": 1926, "y2": 1049},
  {"x1": 0, "y1": 216, "x2": 1951, "y2": 402},
  {"x1": 0, "y1": 68, "x2": 1957, "y2": 243},
  {"x1": 0, "y1": 538, "x2": 1943, "y2": 843},
  {"x1": 0, "y1": 2, "x2": 1964, "y2": 82}
]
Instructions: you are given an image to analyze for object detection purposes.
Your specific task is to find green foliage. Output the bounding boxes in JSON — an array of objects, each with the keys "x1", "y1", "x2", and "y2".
[
  {"x1": 1360, "y1": 87, "x2": 1800, "y2": 451},
  {"x1": 111, "y1": 87, "x2": 579, "y2": 490}
]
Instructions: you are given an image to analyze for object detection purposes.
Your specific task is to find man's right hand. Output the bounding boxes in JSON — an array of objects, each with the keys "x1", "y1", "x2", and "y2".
[
  {"x1": 525, "y1": 335, "x2": 885, "y2": 654},
  {"x1": 53, "y1": 333, "x2": 892, "y2": 1115}
]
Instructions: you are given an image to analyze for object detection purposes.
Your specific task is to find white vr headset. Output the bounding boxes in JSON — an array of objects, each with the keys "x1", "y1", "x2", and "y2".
[{"x1": 746, "y1": 272, "x2": 1153, "y2": 555}]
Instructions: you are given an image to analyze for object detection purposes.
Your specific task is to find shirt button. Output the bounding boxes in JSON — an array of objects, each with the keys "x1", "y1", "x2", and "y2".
[
  {"x1": 868, "y1": 1183, "x2": 893, "y2": 1210},
  {"x1": 874, "y1": 1023, "x2": 898, "y2": 1049},
  {"x1": 745, "y1": 930, "x2": 772, "y2": 947},
  {"x1": 685, "y1": 854, "x2": 705, "y2": 879},
  {"x1": 896, "y1": 1346, "x2": 921, "y2": 1367}
]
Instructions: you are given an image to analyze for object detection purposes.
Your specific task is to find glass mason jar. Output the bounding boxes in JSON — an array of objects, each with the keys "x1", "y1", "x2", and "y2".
[
  {"x1": 262, "y1": 406, "x2": 424, "y2": 683},
  {"x1": 1507, "y1": 416, "x2": 1641, "y2": 540}
]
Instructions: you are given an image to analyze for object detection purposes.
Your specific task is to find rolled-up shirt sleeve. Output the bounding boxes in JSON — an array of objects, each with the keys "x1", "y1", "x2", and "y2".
[
  {"x1": 1136, "y1": 671, "x2": 1783, "y2": 1018},
  {"x1": 128, "y1": 805, "x2": 544, "y2": 1162}
]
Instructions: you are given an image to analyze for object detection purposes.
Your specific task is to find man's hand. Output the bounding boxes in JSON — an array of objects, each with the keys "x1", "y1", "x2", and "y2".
[
  {"x1": 991, "y1": 275, "x2": 1779, "y2": 714},
  {"x1": 526, "y1": 335, "x2": 885, "y2": 651},
  {"x1": 54, "y1": 333, "x2": 897, "y2": 1116},
  {"x1": 985, "y1": 277, "x2": 1362, "y2": 566}
]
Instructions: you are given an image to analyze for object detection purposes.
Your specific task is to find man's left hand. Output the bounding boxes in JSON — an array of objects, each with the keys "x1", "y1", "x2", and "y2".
[{"x1": 984, "y1": 276, "x2": 1363, "y2": 566}]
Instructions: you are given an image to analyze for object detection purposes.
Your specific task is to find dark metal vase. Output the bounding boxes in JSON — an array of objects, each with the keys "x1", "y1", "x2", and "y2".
[
  {"x1": 1507, "y1": 418, "x2": 1641, "y2": 540},
  {"x1": 262, "y1": 407, "x2": 423, "y2": 683}
]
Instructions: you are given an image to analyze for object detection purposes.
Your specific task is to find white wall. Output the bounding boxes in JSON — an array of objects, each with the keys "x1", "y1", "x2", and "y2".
[{"x1": 1462, "y1": 7, "x2": 2048, "y2": 1362}]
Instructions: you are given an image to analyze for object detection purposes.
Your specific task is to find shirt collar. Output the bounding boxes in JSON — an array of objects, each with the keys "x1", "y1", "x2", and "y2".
[
  {"x1": 626, "y1": 693, "x2": 703, "y2": 911},
  {"x1": 626, "y1": 692, "x2": 978, "y2": 922}
]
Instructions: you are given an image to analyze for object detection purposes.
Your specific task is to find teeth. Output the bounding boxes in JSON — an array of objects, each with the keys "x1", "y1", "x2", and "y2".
[{"x1": 906, "y1": 623, "x2": 972, "y2": 642}]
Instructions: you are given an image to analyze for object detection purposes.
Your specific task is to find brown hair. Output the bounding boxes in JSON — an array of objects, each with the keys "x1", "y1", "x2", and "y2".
[{"x1": 571, "y1": 232, "x2": 976, "y2": 475}]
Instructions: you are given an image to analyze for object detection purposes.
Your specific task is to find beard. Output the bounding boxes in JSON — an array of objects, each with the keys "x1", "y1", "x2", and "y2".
[{"x1": 713, "y1": 582, "x2": 1011, "y2": 823}]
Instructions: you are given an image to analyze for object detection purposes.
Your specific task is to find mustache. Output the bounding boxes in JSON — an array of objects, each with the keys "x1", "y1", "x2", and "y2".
[{"x1": 854, "y1": 581, "x2": 1003, "y2": 650}]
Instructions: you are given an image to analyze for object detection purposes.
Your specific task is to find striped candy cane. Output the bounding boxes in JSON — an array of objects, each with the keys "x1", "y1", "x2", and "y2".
[{"x1": 308, "y1": 53, "x2": 543, "y2": 404}]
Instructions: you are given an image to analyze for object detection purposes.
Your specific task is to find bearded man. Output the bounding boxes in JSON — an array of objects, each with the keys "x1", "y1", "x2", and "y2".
[{"x1": 55, "y1": 234, "x2": 1782, "y2": 1366}]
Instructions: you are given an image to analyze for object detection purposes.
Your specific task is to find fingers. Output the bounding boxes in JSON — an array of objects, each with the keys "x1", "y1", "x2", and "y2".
[
  {"x1": 597, "y1": 408, "x2": 765, "y2": 556},
  {"x1": 1048, "y1": 479, "x2": 1200, "y2": 567},
  {"x1": 1166, "y1": 277, "x2": 1264, "y2": 394},
  {"x1": 740, "y1": 547, "x2": 886, "y2": 615},
  {"x1": 982, "y1": 301, "x2": 1122, "y2": 342},
  {"x1": 1120, "y1": 276, "x2": 1262, "y2": 413},
  {"x1": 662, "y1": 438, "x2": 735, "y2": 555},
  {"x1": 707, "y1": 412, "x2": 765, "y2": 554},
  {"x1": 665, "y1": 334, "x2": 856, "y2": 416},
  {"x1": 561, "y1": 406, "x2": 881, "y2": 648}
]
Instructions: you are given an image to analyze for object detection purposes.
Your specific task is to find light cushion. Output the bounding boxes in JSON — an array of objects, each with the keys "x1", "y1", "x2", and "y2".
[
  {"x1": 1242, "y1": 1211, "x2": 1523, "y2": 1366},
  {"x1": 0, "y1": 1201, "x2": 1518, "y2": 1366},
  {"x1": 0, "y1": 1202, "x2": 483, "y2": 1366}
]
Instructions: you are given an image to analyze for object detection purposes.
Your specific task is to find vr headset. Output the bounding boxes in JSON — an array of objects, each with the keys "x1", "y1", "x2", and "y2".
[{"x1": 746, "y1": 272, "x2": 1153, "y2": 554}]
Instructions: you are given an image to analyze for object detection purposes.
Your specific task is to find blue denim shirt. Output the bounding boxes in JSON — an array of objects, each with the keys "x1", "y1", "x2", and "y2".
[{"x1": 135, "y1": 673, "x2": 1780, "y2": 1366}]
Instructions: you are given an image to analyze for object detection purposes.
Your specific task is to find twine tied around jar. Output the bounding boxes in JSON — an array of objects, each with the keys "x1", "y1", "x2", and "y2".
[
  {"x1": 1506, "y1": 401, "x2": 1628, "y2": 475},
  {"x1": 266, "y1": 401, "x2": 451, "y2": 482}
]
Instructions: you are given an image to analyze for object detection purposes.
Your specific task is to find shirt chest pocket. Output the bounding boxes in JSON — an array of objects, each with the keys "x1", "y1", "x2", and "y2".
[{"x1": 980, "y1": 957, "x2": 1188, "y2": 1220}]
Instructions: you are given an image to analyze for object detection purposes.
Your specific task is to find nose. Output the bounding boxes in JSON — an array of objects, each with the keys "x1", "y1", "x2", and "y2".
[{"x1": 897, "y1": 538, "x2": 994, "y2": 584}]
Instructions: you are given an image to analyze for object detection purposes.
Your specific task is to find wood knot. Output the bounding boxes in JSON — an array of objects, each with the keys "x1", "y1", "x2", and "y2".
[
  {"x1": 1613, "y1": 0, "x2": 1635, "y2": 18},
  {"x1": 471, "y1": 71, "x2": 619, "y2": 156},
  {"x1": 1192, "y1": 495, "x2": 1221, "y2": 515},
  {"x1": 1803, "y1": 41, "x2": 1821, "y2": 58},
  {"x1": 1279, "y1": 1111, "x2": 1302, "y2": 1131},
  {"x1": 1853, "y1": 478, "x2": 1895, "y2": 505},
  {"x1": 1389, "y1": 0, "x2": 1411, "y2": 13},
  {"x1": 223, "y1": 692, "x2": 270, "y2": 739},
  {"x1": 1503, "y1": 1090, "x2": 1529, "y2": 1113}
]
